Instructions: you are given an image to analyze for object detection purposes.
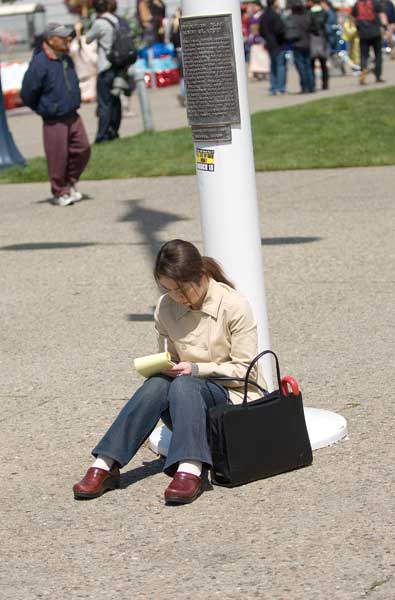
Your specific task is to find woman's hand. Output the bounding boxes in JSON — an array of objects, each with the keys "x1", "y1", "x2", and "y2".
[{"x1": 163, "y1": 362, "x2": 193, "y2": 377}]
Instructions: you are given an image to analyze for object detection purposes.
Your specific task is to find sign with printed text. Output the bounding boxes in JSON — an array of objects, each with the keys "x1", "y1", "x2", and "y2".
[
  {"x1": 180, "y1": 14, "x2": 240, "y2": 127},
  {"x1": 196, "y1": 148, "x2": 215, "y2": 172}
]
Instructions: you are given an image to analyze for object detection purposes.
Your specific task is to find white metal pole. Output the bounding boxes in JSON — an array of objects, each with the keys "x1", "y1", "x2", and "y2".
[
  {"x1": 181, "y1": 0, "x2": 273, "y2": 388},
  {"x1": 148, "y1": 0, "x2": 348, "y2": 455}
]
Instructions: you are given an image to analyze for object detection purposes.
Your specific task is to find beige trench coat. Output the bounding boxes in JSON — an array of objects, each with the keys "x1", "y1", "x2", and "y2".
[{"x1": 154, "y1": 278, "x2": 267, "y2": 404}]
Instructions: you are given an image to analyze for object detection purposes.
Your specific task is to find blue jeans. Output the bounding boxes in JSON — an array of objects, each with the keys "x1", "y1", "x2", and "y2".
[
  {"x1": 293, "y1": 48, "x2": 314, "y2": 93},
  {"x1": 92, "y1": 375, "x2": 230, "y2": 476},
  {"x1": 95, "y1": 68, "x2": 122, "y2": 143},
  {"x1": 269, "y1": 49, "x2": 287, "y2": 94}
]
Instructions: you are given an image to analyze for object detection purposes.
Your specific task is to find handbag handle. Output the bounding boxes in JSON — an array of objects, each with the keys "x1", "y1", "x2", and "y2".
[
  {"x1": 243, "y1": 350, "x2": 282, "y2": 404},
  {"x1": 208, "y1": 376, "x2": 267, "y2": 396}
]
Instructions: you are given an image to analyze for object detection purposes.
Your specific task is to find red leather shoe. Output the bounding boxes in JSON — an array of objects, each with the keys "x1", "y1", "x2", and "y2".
[
  {"x1": 164, "y1": 471, "x2": 203, "y2": 505},
  {"x1": 73, "y1": 466, "x2": 120, "y2": 499}
]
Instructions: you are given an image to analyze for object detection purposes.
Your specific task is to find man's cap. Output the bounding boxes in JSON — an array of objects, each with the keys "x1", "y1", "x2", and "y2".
[{"x1": 44, "y1": 23, "x2": 73, "y2": 39}]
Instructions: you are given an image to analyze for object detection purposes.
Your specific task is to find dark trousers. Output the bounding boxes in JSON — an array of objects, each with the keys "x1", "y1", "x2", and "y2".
[
  {"x1": 43, "y1": 113, "x2": 90, "y2": 198},
  {"x1": 360, "y1": 36, "x2": 382, "y2": 80},
  {"x1": 293, "y1": 47, "x2": 314, "y2": 92},
  {"x1": 92, "y1": 375, "x2": 229, "y2": 476},
  {"x1": 95, "y1": 68, "x2": 122, "y2": 143},
  {"x1": 311, "y1": 56, "x2": 329, "y2": 90}
]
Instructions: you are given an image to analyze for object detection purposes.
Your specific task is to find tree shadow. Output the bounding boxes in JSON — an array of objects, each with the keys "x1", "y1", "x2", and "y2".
[
  {"x1": 118, "y1": 199, "x2": 189, "y2": 265},
  {"x1": 119, "y1": 457, "x2": 165, "y2": 489}
]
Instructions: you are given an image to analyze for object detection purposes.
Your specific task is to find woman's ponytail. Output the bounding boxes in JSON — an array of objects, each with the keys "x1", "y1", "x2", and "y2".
[{"x1": 202, "y1": 256, "x2": 235, "y2": 289}]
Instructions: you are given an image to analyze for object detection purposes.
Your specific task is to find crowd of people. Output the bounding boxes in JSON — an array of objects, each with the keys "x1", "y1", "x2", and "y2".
[
  {"x1": 243, "y1": 0, "x2": 394, "y2": 94},
  {"x1": 18, "y1": 0, "x2": 393, "y2": 206}
]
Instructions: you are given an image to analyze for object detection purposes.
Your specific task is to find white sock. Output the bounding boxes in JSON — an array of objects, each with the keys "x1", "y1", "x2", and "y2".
[
  {"x1": 177, "y1": 460, "x2": 202, "y2": 477},
  {"x1": 92, "y1": 455, "x2": 114, "y2": 472}
]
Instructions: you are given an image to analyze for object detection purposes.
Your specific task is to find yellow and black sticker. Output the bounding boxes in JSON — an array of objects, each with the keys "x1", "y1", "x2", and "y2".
[{"x1": 196, "y1": 148, "x2": 215, "y2": 172}]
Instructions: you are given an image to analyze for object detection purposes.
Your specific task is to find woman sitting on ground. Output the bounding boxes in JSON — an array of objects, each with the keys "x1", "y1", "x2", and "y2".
[{"x1": 73, "y1": 239, "x2": 266, "y2": 505}]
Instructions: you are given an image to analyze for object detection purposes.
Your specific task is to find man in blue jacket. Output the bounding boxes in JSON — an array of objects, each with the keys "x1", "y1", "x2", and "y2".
[{"x1": 21, "y1": 23, "x2": 91, "y2": 206}]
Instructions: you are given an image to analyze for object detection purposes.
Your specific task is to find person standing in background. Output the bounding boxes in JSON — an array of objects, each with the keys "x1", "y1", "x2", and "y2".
[
  {"x1": 381, "y1": 0, "x2": 395, "y2": 59},
  {"x1": 21, "y1": 23, "x2": 90, "y2": 207},
  {"x1": 246, "y1": 0, "x2": 269, "y2": 81},
  {"x1": 352, "y1": 0, "x2": 386, "y2": 84},
  {"x1": 69, "y1": 25, "x2": 98, "y2": 103},
  {"x1": 83, "y1": 0, "x2": 122, "y2": 143},
  {"x1": 309, "y1": 0, "x2": 330, "y2": 91},
  {"x1": 149, "y1": 0, "x2": 166, "y2": 43},
  {"x1": 169, "y1": 6, "x2": 186, "y2": 107},
  {"x1": 137, "y1": 0, "x2": 166, "y2": 47},
  {"x1": 342, "y1": 12, "x2": 360, "y2": 69},
  {"x1": 286, "y1": 0, "x2": 315, "y2": 93},
  {"x1": 321, "y1": 0, "x2": 338, "y2": 57},
  {"x1": 106, "y1": 0, "x2": 137, "y2": 117},
  {"x1": 260, "y1": 0, "x2": 288, "y2": 95}
]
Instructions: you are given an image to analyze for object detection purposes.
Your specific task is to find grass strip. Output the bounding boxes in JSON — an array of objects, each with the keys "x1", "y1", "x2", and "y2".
[{"x1": 1, "y1": 86, "x2": 394, "y2": 183}]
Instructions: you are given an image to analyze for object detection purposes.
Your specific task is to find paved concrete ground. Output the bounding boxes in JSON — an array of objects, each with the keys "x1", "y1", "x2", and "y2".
[
  {"x1": 1, "y1": 164, "x2": 394, "y2": 599},
  {"x1": 6, "y1": 58, "x2": 395, "y2": 159}
]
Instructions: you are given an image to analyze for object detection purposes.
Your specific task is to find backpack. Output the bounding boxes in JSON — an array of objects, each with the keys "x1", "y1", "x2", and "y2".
[
  {"x1": 99, "y1": 16, "x2": 138, "y2": 68},
  {"x1": 355, "y1": 0, "x2": 376, "y2": 21}
]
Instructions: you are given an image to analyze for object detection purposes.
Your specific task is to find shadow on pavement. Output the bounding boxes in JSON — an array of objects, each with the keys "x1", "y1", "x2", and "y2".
[
  {"x1": 126, "y1": 313, "x2": 154, "y2": 322},
  {"x1": 118, "y1": 199, "x2": 189, "y2": 265},
  {"x1": 119, "y1": 457, "x2": 164, "y2": 489},
  {"x1": 0, "y1": 242, "x2": 98, "y2": 251},
  {"x1": 35, "y1": 194, "x2": 94, "y2": 205},
  {"x1": 261, "y1": 236, "x2": 321, "y2": 245},
  {"x1": 0, "y1": 236, "x2": 322, "y2": 252}
]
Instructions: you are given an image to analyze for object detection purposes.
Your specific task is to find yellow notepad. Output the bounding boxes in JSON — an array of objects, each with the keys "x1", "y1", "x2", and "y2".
[{"x1": 134, "y1": 352, "x2": 176, "y2": 378}]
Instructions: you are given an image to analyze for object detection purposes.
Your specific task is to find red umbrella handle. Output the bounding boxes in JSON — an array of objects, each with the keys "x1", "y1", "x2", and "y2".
[{"x1": 281, "y1": 376, "x2": 300, "y2": 396}]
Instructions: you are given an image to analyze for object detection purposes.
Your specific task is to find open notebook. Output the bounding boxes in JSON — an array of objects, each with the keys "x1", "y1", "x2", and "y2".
[{"x1": 134, "y1": 352, "x2": 176, "y2": 378}]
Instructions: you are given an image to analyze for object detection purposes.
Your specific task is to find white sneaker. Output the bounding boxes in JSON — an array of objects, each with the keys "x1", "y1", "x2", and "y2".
[
  {"x1": 123, "y1": 110, "x2": 136, "y2": 118},
  {"x1": 70, "y1": 185, "x2": 83, "y2": 202},
  {"x1": 52, "y1": 194, "x2": 75, "y2": 207}
]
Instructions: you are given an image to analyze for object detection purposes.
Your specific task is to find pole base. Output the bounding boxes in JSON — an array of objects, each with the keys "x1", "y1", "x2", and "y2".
[
  {"x1": 149, "y1": 408, "x2": 348, "y2": 457},
  {"x1": 149, "y1": 424, "x2": 172, "y2": 457},
  {"x1": 304, "y1": 407, "x2": 348, "y2": 450}
]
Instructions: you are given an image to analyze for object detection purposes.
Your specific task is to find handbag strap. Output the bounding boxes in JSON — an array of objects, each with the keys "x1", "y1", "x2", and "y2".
[
  {"x1": 207, "y1": 376, "x2": 267, "y2": 396},
  {"x1": 243, "y1": 350, "x2": 282, "y2": 404}
]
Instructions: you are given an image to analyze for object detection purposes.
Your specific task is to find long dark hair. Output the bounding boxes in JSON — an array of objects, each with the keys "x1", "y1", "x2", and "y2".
[{"x1": 154, "y1": 239, "x2": 235, "y2": 289}]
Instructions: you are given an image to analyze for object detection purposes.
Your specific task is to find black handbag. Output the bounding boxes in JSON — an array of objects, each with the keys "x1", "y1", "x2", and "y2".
[{"x1": 208, "y1": 350, "x2": 313, "y2": 487}]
